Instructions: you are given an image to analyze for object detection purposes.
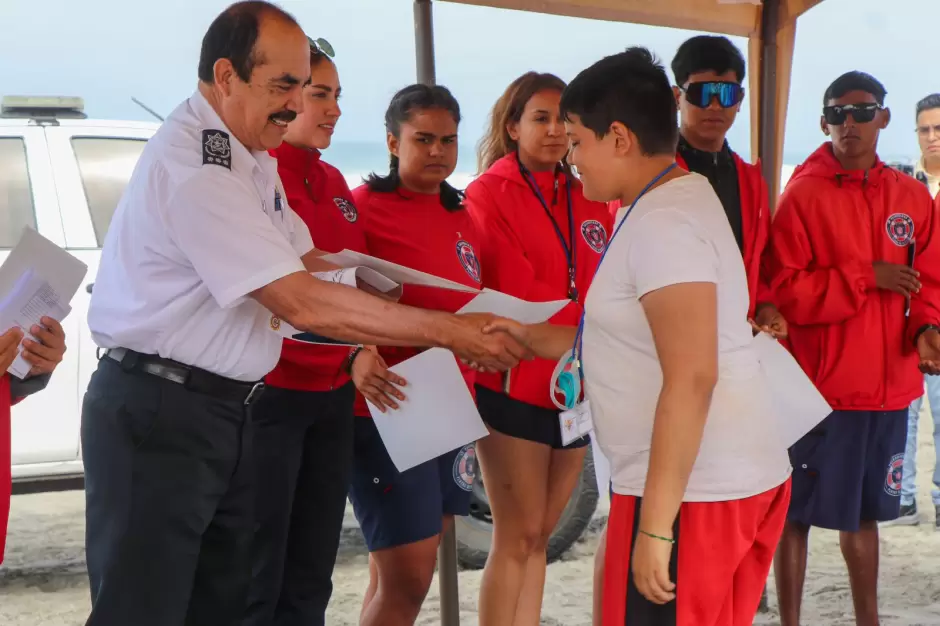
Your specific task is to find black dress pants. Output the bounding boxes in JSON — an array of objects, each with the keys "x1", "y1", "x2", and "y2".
[
  {"x1": 82, "y1": 357, "x2": 255, "y2": 626},
  {"x1": 241, "y1": 383, "x2": 356, "y2": 626}
]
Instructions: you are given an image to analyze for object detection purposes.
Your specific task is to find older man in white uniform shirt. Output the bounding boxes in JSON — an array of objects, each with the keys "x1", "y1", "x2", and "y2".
[{"x1": 81, "y1": 3, "x2": 526, "y2": 626}]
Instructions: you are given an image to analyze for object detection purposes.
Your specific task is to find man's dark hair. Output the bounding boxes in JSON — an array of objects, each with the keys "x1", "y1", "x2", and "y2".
[
  {"x1": 823, "y1": 71, "x2": 887, "y2": 106},
  {"x1": 671, "y1": 35, "x2": 746, "y2": 86},
  {"x1": 560, "y1": 47, "x2": 678, "y2": 156},
  {"x1": 198, "y1": 1, "x2": 300, "y2": 83},
  {"x1": 917, "y1": 93, "x2": 940, "y2": 118}
]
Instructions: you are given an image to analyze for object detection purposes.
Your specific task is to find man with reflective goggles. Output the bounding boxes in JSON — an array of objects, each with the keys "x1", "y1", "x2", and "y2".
[
  {"x1": 672, "y1": 35, "x2": 785, "y2": 337},
  {"x1": 769, "y1": 71, "x2": 940, "y2": 626}
]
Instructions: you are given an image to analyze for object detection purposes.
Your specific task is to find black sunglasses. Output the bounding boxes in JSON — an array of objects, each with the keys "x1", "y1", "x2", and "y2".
[
  {"x1": 823, "y1": 103, "x2": 882, "y2": 125},
  {"x1": 308, "y1": 36, "x2": 335, "y2": 58},
  {"x1": 680, "y1": 81, "x2": 745, "y2": 109}
]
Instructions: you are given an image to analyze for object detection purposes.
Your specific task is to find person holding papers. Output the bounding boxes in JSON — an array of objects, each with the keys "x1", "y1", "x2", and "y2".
[
  {"x1": 1, "y1": 318, "x2": 66, "y2": 565},
  {"x1": 463, "y1": 71, "x2": 612, "y2": 624},
  {"x1": 242, "y1": 37, "x2": 405, "y2": 626},
  {"x1": 767, "y1": 72, "x2": 940, "y2": 626},
  {"x1": 345, "y1": 83, "x2": 482, "y2": 626},
  {"x1": 81, "y1": 5, "x2": 527, "y2": 626},
  {"x1": 593, "y1": 35, "x2": 785, "y2": 622},
  {"x1": 483, "y1": 49, "x2": 792, "y2": 625}
]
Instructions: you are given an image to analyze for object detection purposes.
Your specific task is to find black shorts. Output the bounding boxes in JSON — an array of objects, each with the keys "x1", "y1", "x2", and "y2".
[{"x1": 475, "y1": 384, "x2": 590, "y2": 450}]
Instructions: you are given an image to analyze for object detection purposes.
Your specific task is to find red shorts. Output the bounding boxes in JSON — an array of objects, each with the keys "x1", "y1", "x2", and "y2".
[{"x1": 602, "y1": 480, "x2": 791, "y2": 626}]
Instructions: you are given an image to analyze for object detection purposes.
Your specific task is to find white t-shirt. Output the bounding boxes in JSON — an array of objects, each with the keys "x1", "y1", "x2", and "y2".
[
  {"x1": 88, "y1": 90, "x2": 315, "y2": 382},
  {"x1": 582, "y1": 173, "x2": 791, "y2": 502}
]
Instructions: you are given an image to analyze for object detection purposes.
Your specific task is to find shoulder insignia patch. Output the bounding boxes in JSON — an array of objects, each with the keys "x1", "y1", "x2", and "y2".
[
  {"x1": 202, "y1": 129, "x2": 232, "y2": 170},
  {"x1": 334, "y1": 197, "x2": 358, "y2": 223},
  {"x1": 581, "y1": 219, "x2": 608, "y2": 254}
]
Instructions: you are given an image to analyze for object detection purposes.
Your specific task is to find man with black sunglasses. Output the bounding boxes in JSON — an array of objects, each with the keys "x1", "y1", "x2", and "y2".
[
  {"x1": 768, "y1": 71, "x2": 940, "y2": 626},
  {"x1": 671, "y1": 35, "x2": 786, "y2": 338}
]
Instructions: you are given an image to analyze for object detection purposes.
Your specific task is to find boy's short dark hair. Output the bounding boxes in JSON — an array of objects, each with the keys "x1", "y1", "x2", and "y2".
[
  {"x1": 823, "y1": 71, "x2": 887, "y2": 106},
  {"x1": 560, "y1": 47, "x2": 678, "y2": 156},
  {"x1": 671, "y1": 35, "x2": 746, "y2": 86},
  {"x1": 916, "y1": 93, "x2": 940, "y2": 118}
]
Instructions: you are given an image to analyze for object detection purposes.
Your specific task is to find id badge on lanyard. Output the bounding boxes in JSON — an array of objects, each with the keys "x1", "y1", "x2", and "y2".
[
  {"x1": 551, "y1": 163, "x2": 679, "y2": 441},
  {"x1": 519, "y1": 160, "x2": 579, "y2": 302}
]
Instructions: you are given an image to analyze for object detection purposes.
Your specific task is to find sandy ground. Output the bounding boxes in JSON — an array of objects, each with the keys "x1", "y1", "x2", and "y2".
[{"x1": 3, "y1": 407, "x2": 940, "y2": 625}]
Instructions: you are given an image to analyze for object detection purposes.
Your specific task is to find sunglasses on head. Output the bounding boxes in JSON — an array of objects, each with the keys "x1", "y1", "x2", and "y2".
[
  {"x1": 823, "y1": 103, "x2": 882, "y2": 125},
  {"x1": 308, "y1": 36, "x2": 335, "y2": 58},
  {"x1": 681, "y1": 81, "x2": 745, "y2": 109}
]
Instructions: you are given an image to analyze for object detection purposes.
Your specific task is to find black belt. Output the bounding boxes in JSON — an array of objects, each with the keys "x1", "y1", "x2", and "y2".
[{"x1": 102, "y1": 347, "x2": 265, "y2": 406}]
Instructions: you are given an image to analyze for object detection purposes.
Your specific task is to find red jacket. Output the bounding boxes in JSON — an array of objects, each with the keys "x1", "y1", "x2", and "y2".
[
  {"x1": 2, "y1": 375, "x2": 14, "y2": 564},
  {"x1": 351, "y1": 184, "x2": 481, "y2": 417},
  {"x1": 264, "y1": 143, "x2": 369, "y2": 392},
  {"x1": 768, "y1": 143, "x2": 940, "y2": 411},
  {"x1": 608, "y1": 151, "x2": 772, "y2": 318},
  {"x1": 465, "y1": 153, "x2": 612, "y2": 410}
]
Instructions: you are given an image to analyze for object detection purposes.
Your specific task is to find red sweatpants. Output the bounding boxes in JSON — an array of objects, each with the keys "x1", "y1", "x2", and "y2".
[{"x1": 602, "y1": 480, "x2": 791, "y2": 626}]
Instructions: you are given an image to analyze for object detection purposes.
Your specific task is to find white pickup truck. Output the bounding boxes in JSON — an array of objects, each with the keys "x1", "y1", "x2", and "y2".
[{"x1": 1, "y1": 96, "x2": 157, "y2": 488}]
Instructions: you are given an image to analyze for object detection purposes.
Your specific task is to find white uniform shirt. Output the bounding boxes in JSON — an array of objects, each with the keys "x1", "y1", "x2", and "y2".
[
  {"x1": 915, "y1": 158, "x2": 939, "y2": 198},
  {"x1": 582, "y1": 174, "x2": 791, "y2": 502},
  {"x1": 88, "y1": 91, "x2": 314, "y2": 382}
]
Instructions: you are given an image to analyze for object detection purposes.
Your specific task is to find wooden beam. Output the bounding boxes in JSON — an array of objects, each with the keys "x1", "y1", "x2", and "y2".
[
  {"x1": 442, "y1": 0, "x2": 762, "y2": 37},
  {"x1": 749, "y1": 0, "x2": 796, "y2": 208}
]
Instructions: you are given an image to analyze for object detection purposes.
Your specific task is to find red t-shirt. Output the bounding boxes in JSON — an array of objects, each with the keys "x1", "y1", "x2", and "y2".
[
  {"x1": 1, "y1": 375, "x2": 13, "y2": 564},
  {"x1": 350, "y1": 184, "x2": 482, "y2": 417},
  {"x1": 264, "y1": 143, "x2": 369, "y2": 392},
  {"x1": 465, "y1": 153, "x2": 612, "y2": 410}
]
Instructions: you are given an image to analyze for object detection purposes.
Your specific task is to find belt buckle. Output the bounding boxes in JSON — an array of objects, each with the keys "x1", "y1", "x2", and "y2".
[{"x1": 244, "y1": 381, "x2": 265, "y2": 406}]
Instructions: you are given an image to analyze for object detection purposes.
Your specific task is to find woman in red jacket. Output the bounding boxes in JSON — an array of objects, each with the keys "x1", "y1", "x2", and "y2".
[
  {"x1": 464, "y1": 72, "x2": 612, "y2": 624},
  {"x1": 243, "y1": 38, "x2": 405, "y2": 626},
  {"x1": 1, "y1": 318, "x2": 67, "y2": 564},
  {"x1": 346, "y1": 84, "x2": 482, "y2": 626}
]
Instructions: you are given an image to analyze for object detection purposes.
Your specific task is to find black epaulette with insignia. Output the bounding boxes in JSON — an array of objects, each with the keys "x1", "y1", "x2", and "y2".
[{"x1": 202, "y1": 129, "x2": 232, "y2": 170}]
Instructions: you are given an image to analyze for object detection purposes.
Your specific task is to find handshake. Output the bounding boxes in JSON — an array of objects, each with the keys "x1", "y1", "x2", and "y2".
[{"x1": 445, "y1": 313, "x2": 534, "y2": 373}]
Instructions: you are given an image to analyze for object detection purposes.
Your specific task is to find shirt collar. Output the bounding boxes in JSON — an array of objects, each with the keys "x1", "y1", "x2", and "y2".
[{"x1": 677, "y1": 133, "x2": 734, "y2": 162}]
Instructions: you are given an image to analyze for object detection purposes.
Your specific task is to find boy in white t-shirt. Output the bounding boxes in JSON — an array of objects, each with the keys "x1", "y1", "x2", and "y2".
[{"x1": 484, "y1": 48, "x2": 791, "y2": 626}]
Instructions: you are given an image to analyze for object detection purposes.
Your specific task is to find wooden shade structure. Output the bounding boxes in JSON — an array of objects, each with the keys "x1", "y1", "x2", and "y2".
[
  {"x1": 410, "y1": 2, "x2": 828, "y2": 624},
  {"x1": 415, "y1": 0, "x2": 829, "y2": 204}
]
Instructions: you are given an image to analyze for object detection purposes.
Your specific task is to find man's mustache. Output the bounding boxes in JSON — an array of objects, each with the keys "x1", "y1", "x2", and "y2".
[{"x1": 269, "y1": 110, "x2": 297, "y2": 123}]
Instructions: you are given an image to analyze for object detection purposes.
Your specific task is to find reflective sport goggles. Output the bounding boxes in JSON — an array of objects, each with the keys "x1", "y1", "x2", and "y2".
[
  {"x1": 681, "y1": 81, "x2": 744, "y2": 109},
  {"x1": 823, "y1": 103, "x2": 882, "y2": 125},
  {"x1": 308, "y1": 36, "x2": 335, "y2": 58}
]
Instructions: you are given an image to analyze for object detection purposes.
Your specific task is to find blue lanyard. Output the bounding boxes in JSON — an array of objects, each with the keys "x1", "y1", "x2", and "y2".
[
  {"x1": 572, "y1": 163, "x2": 678, "y2": 382},
  {"x1": 518, "y1": 159, "x2": 579, "y2": 302}
]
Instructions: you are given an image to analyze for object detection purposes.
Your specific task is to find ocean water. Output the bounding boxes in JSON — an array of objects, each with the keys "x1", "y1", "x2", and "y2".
[{"x1": 327, "y1": 141, "x2": 910, "y2": 193}]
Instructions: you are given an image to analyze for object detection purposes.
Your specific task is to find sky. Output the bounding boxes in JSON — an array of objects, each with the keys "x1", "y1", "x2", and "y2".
[{"x1": 0, "y1": 0, "x2": 935, "y2": 164}]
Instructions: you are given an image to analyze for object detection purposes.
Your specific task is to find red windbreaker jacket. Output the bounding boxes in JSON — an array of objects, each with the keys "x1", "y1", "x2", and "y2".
[
  {"x1": 2, "y1": 376, "x2": 16, "y2": 563},
  {"x1": 465, "y1": 153, "x2": 612, "y2": 410},
  {"x1": 264, "y1": 143, "x2": 369, "y2": 392},
  {"x1": 768, "y1": 143, "x2": 940, "y2": 411},
  {"x1": 608, "y1": 150, "x2": 773, "y2": 318}
]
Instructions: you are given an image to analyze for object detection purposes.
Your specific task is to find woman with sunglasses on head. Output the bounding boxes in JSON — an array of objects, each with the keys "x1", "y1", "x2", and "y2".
[
  {"x1": 346, "y1": 83, "x2": 483, "y2": 626},
  {"x1": 463, "y1": 72, "x2": 612, "y2": 625},
  {"x1": 242, "y1": 37, "x2": 407, "y2": 626}
]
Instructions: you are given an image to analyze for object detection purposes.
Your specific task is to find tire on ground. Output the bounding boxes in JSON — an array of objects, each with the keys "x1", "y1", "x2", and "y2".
[{"x1": 455, "y1": 444, "x2": 600, "y2": 570}]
